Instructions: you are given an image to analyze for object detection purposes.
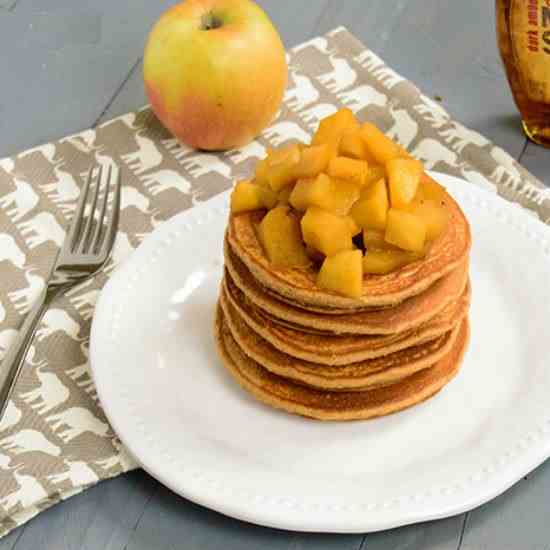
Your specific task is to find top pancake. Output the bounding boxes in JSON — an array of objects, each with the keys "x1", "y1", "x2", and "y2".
[{"x1": 227, "y1": 173, "x2": 471, "y2": 309}]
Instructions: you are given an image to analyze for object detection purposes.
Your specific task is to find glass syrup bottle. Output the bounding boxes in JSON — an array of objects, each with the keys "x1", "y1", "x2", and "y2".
[{"x1": 497, "y1": 0, "x2": 550, "y2": 146}]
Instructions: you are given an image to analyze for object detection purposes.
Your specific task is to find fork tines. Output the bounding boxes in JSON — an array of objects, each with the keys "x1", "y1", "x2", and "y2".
[{"x1": 68, "y1": 163, "x2": 121, "y2": 256}]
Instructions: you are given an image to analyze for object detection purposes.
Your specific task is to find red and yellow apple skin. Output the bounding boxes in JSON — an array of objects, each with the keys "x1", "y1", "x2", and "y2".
[{"x1": 144, "y1": 0, "x2": 287, "y2": 151}]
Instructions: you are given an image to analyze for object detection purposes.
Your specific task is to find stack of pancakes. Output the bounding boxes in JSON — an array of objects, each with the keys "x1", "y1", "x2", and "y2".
[{"x1": 215, "y1": 176, "x2": 471, "y2": 421}]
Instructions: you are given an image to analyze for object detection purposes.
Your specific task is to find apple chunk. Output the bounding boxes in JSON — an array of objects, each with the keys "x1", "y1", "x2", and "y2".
[
  {"x1": 346, "y1": 216, "x2": 362, "y2": 236},
  {"x1": 387, "y1": 158, "x2": 423, "y2": 208},
  {"x1": 294, "y1": 144, "x2": 331, "y2": 179},
  {"x1": 363, "y1": 249, "x2": 421, "y2": 275},
  {"x1": 301, "y1": 207, "x2": 353, "y2": 256},
  {"x1": 350, "y1": 178, "x2": 389, "y2": 231},
  {"x1": 317, "y1": 249, "x2": 363, "y2": 298},
  {"x1": 416, "y1": 176, "x2": 447, "y2": 202},
  {"x1": 265, "y1": 144, "x2": 301, "y2": 191},
  {"x1": 339, "y1": 129, "x2": 370, "y2": 160},
  {"x1": 258, "y1": 184, "x2": 279, "y2": 209},
  {"x1": 257, "y1": 206, "x2": 310, "y2": 268},
  {"x1": 407, "y1": 199, "x2": 449, "y2": 241},
  {"x1": 254, "y1": 158, "x2": 270, "y2": 187},
  {"x1": 385, "y1": 209, "x2": 427, "y2": 252},
  {"x1": 289, "y1": 178, "x2": 316, "y2": 211},
  {"x1": 312, "y1": 108, "x2": 360, "y2": 155},
  {"x1": 230, "y1": 180, "x2": 276, "y2": 213},
  {"x1": 360, "y1": 122, "x2": 403, "y2": 164},
  {"x1": 277, "y1": 184, "x2": 294, "y2": 205},
  {"x1": 362, "y1": 229, "x2": 396, "y2": 250},
  {"x1": 290, "y1": 174, "x2": 360, "y2": 215},
  {"x1": 327, "y1": 157, "x2": 370, "y2": 187},
  {"x1": 365, "y1": 165, "x2": 386, "y2": 187}
]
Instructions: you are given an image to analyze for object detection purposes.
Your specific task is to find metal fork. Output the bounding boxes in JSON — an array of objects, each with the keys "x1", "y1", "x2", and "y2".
[{"x1": 0, "y1": 163, "x2": 121, "y2": 420}]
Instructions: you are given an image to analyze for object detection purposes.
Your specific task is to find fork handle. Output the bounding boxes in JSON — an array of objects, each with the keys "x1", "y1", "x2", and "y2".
[{"x1": 0, "y1": 285, "x2": 62, "y2": 421}]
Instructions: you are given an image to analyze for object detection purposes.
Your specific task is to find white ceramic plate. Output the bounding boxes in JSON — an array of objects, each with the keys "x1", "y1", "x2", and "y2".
[{"x1": 90, "y1": 172, "x2": 550, "y2": 533}]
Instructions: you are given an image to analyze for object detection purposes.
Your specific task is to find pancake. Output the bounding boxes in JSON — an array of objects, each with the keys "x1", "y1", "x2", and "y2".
[
  {"x1": 215, "y1": 306, "x2": 469, "y2": 421},
  {"x1": 220, "y1": 291, "x2": 461, "y2": 391},
  {"x1": 225, "y1": 241, "x2": 469, "y2": 335},
  {"x1": 223, "y1": 272, "x2": 471, "y2": 365},
  {"x1": 227, "y1": 174, "x2": 471, "y2": 309}
]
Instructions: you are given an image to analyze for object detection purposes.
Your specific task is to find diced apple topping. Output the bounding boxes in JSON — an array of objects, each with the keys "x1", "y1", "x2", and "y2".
[
  {"x1": 317, "y1": 249, "x2": 363, "y2": 297},
  {"x1": 362, "y1": 228, "x2": 394, "y2": 250},
  {"x1": 268, "y1": 144, "x2": 300, "y2": 165},
  {"x1": 257, "y1": 206, "x2": 310, "y2": 268},
  {"x1": 301, "y1": 206, "x2": 353, "y2": 256},
  {"x1": 346, "y1": 216, "x2": 362, "y2": 237},
  {"x1": 360, "y1": 122, "x2": 403, "y2": 164},
  {"x1": 294, "y1": 144, "x2": 331, "y2": 179},
  {"x1": 363, "y1": 249, "x2": 421, "y2": 275},
  {"x1": 288, "y1": 178, "x2": 314, "y2": 211},
  {"x1": 385, "y1": 209, "x2": 427, "y2": 252},
  {"x1": 254, "y1": 158, "x2": 270, "y2": 187},
  {"x1": 327, "y1": 156, "x2": 370, "y2": 187},
  {"x1": 364, "y1": 164, "x2": 386, "y2": 187},
  {"x1": 290, "y1": 173, "x2": 360, "y2": 215},
  {"x1": 277, "y1": 184, "x2": 294, "y2": 205},
  {"x1": 407, "y1": 199, "x2": 449, "y2": 241},
  {"x1": 230, "y1": 180, "x2": 276, "y2": 213},
  {"x1": 350, "y1": 178, "x2": 389, "y2": 231},
  {"x1": 257, "y1": 184, "x2": 278, "y2": 209},
  {"x1": 387, "y1": 158, "x2": 423, "y2": 208},
  {"x1": 416, "y1": 176, "x2": 447, "y2": 202},
  {"x1": 312, "y1": 108, "x2": 360, "y2": 155},
  {"x1": 266, "y1": 144, "x2": 301, "y2": 191},
  {"x1": 339, "y1": 129, "x2": 370, "y2": 160},
  {"x1": 228, "y1": 109, "x2": 452, "y2": 293}
]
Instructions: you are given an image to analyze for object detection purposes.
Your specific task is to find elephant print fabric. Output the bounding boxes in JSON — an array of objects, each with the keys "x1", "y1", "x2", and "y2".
[{"x1": 0, "y1": 26, "x2": 548, "y2": 537}]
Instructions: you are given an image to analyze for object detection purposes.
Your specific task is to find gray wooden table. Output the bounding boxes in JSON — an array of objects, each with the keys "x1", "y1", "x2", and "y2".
[{"x1": 1, "y1": 1, "x2": 549, "y2": 548}]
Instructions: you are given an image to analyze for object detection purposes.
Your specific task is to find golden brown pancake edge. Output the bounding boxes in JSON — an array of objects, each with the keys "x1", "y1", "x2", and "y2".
[
  {"x1": 220, "y1": 291, "x2": 461, "y2": 391},
  {"x1": 227, "y1": 176, "x2": 471, "y2": 309},
  {"x1": 215, "y1": 305, "x2": 470, "y2": 421},
  {"x1": 222, "y1": 272, "x2": 471, "y2": 365},
  {"x1": 225, "y1": 240, "x2": 469, "y2": 335}
]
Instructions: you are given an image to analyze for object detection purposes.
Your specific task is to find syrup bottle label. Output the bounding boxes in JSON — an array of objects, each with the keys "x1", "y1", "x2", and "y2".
[{"x1": 511, "y1": 0, "x2": 550, "y2": 102}]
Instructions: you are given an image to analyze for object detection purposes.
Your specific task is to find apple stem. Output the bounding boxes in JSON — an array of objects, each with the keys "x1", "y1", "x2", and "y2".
[{"x1": 201, "y1": 12, "x2": 222, "y2": 31}]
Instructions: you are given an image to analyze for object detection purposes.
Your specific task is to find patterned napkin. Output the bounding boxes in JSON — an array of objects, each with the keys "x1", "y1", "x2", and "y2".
[{"x1": 0, "y1": 26, "x2": 548, "y2": 537}]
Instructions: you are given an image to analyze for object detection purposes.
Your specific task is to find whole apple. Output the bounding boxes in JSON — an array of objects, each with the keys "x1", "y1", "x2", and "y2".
[{"x1": 144, "y1": 0, "x2": 287, "y2": 151}]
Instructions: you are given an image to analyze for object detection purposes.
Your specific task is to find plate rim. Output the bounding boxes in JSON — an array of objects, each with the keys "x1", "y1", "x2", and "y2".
[{"x1": 90, "y1": 171, "x2": 550, "y2": 533}]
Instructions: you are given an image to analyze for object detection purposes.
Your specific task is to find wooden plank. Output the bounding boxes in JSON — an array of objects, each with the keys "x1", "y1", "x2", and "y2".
[
  {"x1": 97, "y1": 60, "x2": 147, "y2": 126},
  {"x1": 7, "y1": 471, "x2": 157, "y2": 550},
  {"x1": 0, "y1": 0, "x2": 17, "y2": 10},
  {"x1": 259, "y1": 0, "x2": 329, "y2": 48},
  {"x1": 0, "y1": 0, "x2": 174, "y2": 158},
  {"x1": 460, "y1": 460, "x2": 550, "y2": 550},
  {"x1": 123, "y1": 488, "x2": 362, "y2": 550},
  {"x1": 0, "y1": 528, "x2": 23, "y2": 550},
  {"x1": 363, "y1": 517, "x2": 465, "y2": 550}
]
